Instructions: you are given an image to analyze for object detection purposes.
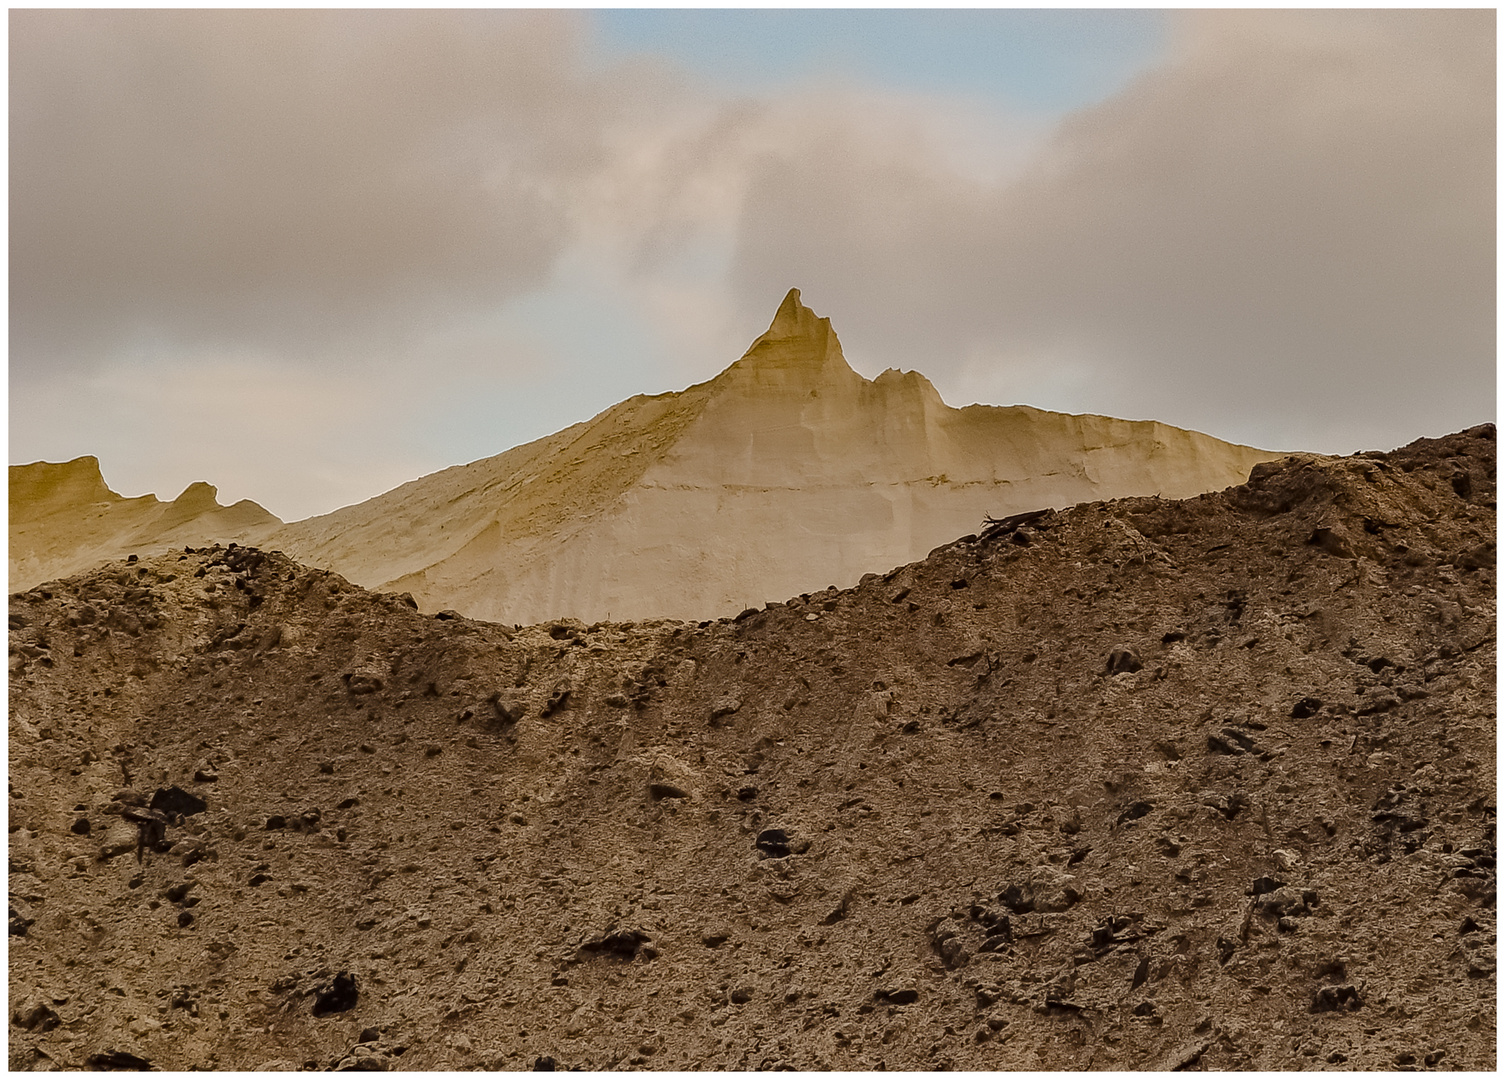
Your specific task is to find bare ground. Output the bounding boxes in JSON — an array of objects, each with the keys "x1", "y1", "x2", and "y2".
[{"x1": 8, "y1": 425, "x2": 1496, "y2": 1071}]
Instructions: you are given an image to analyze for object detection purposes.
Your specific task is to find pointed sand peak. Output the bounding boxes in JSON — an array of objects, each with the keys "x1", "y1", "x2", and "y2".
[
  {"x1": 729, "y1": 288, "x2": 852, "y2": 381},
  {"x1": 766, "y1": 287, "x2": 822, "y2": 339}
]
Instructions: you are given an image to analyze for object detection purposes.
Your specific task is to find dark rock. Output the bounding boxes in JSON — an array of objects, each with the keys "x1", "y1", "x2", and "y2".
[
  {"x1": 1290, "y1": 697, "x2": 1322, "y2": 719},
  {"x1": 1218, "y1": 727, "x2": 1257, "y2": 752},
  {"x1": 85, "y1": 1049, "x2": 155, "y2": 1070},
  {"x1": 541, "y1": 682, "x2": 571, "y2": 717},
  {"x1": 149, "y1": 786, "x2": 206, "y2": 817},
  {"x1": 736, "y1": 786, "x2": 758, "y2": 802},
  {"x1": 312, "y1": 972, "x2": 359, "y2": 1017},
  {"x1": 1256, "y1": 886, "x2": 1318, "y2": 919},
  {"x1": 648, "y1": 783, "x2": 689, "y2": 800},
  {"x1": 876, "y1": 988, "x2": 919, "y2": 1005},
  {"x1": 435, "y1": 610, "x2": 462, "y2": 621},
  {"x1": 756, "y1": 829, "x2": 792, "y2": 858},
  {"x1": 1106, "y1": 648, "x2": 1143, "y2": 675},
  {"x1": 12, "y1": 997, "x2": 61, "y2": 1031},
  {"x1": 1216, "y1": 937, "x2": 1237, "y2": 965},
  {"x1": 1131, "y1": 955, "x2": 1150, "y2": 991},
  {"x1": 344, "y1": 672, "x2": 384, "y2": 695},
  {"x1": 1116, "y1": 801, "x2": 1152, "y2": 826},
  {"x1": 1249, "y1": 876, "x2": 1284, "y2": 897},
  {"x1": 177, "y1": 911, "x2": 195, "y2": 928},
  {"x1": 71, "y1": 817, "x2": 92, "y2": 835},
  {"x1": 1207, "y1": 734, "x2": 1243, "y2": 755},
  {"x1": 533, "y1": 1057, "x2": 557, "y2": 1071},
  {"x1": 335, "y1": 1051, "x2": 386, "y2": 1072},
  {"x1": 1310, "y1": 984, "x2": 1362, "y2": 1013},
  {"x1": 249, "y1": 873, "x2": 272, "y2": 887},
  {"x1": 265, "y1": 815, "x2": 288, "y2": 830},
  {"x1": 359, "y1": 1028, "x2": 380, "y2": 1043},
  {"x1": 729, "y1": 986, "x2": 754, "y2": 1004}
]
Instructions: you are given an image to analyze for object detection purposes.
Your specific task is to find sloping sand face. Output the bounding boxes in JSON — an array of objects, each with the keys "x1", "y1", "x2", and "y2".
[
  {"x1": 266, "y1": 289, "x2": 1283, "y2": 623},
  {"x1": 9, "y1": 290, "x2": 1281, "y2": 620}
]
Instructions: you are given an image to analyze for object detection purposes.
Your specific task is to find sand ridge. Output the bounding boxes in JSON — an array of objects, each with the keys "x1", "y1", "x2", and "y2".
[{"x1": 265, "y1": 289, "x2": 1285, "y2": 622}]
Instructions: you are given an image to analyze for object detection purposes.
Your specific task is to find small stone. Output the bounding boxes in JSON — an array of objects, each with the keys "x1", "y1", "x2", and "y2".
[
  {"x1": 581, "y1": 928, "x2": 652, "y2": 960},
  {"x1": 86, "y1": 1051, "x2": 154, "y2": 1070},
  {"x1": 1290, "y1": 697, "x2": 1322, "y2": 719},
  {"x1": 1106, "y1": 648, "x2": 1143, "y2": 675},
  {"x1": 1310, "y1": 984, "x2": 1361, "y2": 1013},
  {"x1": 876, "y1": 988, "x2": 919, "y2": 1005},
  {"x1": 99, "y1": 823, "x2": 139, "y2": 860},
  {"x1": 359, "y1": 1028, "x2": 380, "y2": 1043},
  {"x1": 12, "y1": 997, "x2": 60, "y2": 1031},
  {"x1": 710, "y1": 696, "x2": 743, "y2": 721},
  {"x1": 730, "y1": 986, "x2": 754, "y2": 1004},
  {"x1": 71, "y1": 817, "x2": 92, "y2": 835},
  {"x1": 336, "y1": 1052, "x2": 387, "y2": 1072},
  {"x1": 344, "y1": 671, "x2": 384, "y2": 695},
  {"x1": 756, "y1": 829, "x2": 791, "y2": 858}
]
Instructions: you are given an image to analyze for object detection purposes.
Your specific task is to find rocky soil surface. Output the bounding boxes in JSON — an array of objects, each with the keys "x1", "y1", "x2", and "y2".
[{"x1": 8, "y1": 426, "x2": 1496, "y2": 1071}]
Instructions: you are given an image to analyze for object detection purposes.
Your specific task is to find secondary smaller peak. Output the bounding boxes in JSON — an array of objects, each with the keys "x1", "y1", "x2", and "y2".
[{"x1": 172, "y1": 481, "x2": 220, "y2": 508}]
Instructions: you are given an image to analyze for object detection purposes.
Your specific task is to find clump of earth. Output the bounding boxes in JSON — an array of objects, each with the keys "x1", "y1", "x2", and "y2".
[{"x1": 8, "y1": 426, "x2": 1496, "y2": 1070}]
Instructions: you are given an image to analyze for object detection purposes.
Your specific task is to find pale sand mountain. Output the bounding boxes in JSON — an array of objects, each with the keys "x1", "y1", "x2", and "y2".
[
  {"x1": 8, "y1": 457, "x2": 281, "y2": 591},
  {"x1": 264, "y1": 290, "x2": 1286, "y2": 623}
]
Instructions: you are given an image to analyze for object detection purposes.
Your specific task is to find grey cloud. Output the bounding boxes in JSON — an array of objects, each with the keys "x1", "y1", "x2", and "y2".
[
  {"x1": 729, "y1": 9, "x2": 1494, "y2": 452},
  {"x1": 10, "y1": 9, "x2": 655, "y2": 373}
]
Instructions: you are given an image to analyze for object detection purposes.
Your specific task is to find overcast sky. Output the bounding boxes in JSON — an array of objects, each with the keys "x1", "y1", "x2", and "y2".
[{"x1": 10, "y1": 8, "x2": 1495, "y2": 522}]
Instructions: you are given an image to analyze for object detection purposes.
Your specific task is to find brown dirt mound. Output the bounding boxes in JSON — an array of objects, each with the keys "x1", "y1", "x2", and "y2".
[{"x1": 8, "y1": 425, "x2": 1495, "y2": 1070}]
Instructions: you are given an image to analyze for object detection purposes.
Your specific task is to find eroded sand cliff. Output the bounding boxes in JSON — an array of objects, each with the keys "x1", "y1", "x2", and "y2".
[{"x1": 264, "y1": 290, "x2": 1283, "y2": 622}]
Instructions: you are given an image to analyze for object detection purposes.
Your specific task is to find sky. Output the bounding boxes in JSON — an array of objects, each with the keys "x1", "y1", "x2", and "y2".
[{"x1": 9, "y1": 8, "x2": 1496, "y2": 523}]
